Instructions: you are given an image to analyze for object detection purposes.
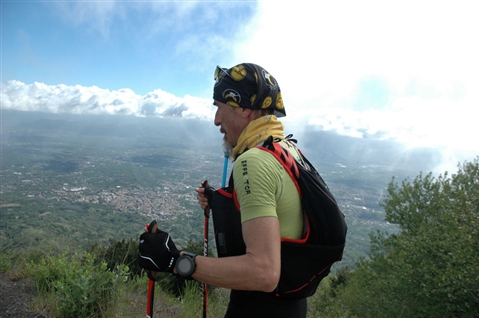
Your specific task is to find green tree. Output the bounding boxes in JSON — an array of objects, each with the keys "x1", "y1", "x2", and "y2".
[
  {"x1": 329, "y1": 266, "x2": 352, "y2": 297},
  {"x1": 342, "y1": 157, "x2": 479, "y2": 317}
]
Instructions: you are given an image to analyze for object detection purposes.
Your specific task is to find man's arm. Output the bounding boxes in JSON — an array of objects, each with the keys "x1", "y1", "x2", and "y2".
[
  {"x1": 191, "y1": 150, "x2": 283, "y2": 291},
  {"x1": 191, "y1": 215, "x2": 281, "y2": 292}
]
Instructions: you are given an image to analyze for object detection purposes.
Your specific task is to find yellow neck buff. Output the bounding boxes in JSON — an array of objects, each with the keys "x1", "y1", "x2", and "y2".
[{"x1": 232, "y1": 115, "x2": 285, "y2": 159}]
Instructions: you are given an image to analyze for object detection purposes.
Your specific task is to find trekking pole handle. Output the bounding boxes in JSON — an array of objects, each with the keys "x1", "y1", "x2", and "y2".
[
  {"x1": 146, "y1": 219, "x2": 158, "y2": 318},
  {"x1": 147, "y1": 220, "x2": 158, "y2": 280},
  {"x1": 202, "y1": 180, "x2": 210, "y2": 218}
]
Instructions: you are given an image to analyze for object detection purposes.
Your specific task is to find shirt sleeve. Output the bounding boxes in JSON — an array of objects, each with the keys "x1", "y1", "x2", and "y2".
[{"x1": 233, "y1": 148, "x2": 284, "y2": 223}]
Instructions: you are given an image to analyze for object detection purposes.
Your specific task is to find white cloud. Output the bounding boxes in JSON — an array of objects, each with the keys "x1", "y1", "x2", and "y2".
[
  {"x1": 1, "y1": 81, "x2": 215, "y2": 119},
  {"x1": 237, "y1": 1, "x2": 479, "y2": 107},
  {"x1": 232, "y1": 0, "x2": 479, "y2": 168},
  {"x1": 304, "y1": 95, "x2": 479, "y2": 150},
  {"x1": 1, "y1": 78, "x2": 476, "y2": 173}
]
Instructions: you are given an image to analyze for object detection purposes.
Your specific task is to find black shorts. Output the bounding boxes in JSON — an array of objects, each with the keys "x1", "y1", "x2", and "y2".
[{"x1": 224, "y1": 290, "x2": 307, "y2": 318}]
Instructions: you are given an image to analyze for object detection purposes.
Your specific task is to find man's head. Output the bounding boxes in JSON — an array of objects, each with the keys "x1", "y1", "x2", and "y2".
[{"x1": 213, "y1": 63, "x2": 285, "y2": 148}]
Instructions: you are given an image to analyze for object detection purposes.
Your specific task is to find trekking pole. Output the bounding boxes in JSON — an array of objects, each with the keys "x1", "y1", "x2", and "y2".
[
  {"x1": 202, "y1": 180, "x2": 210, "y2": 318},
  {"x1": 202, "y1": 150, "x2": 229, "y2": 318},
  {"x1": 146, "y1": 220, "x2": 158, "y2": 318}
]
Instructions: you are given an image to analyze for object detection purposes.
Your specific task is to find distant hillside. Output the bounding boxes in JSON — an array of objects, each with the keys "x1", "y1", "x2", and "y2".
[{"x1": 1, "y1": 110, "x2": 443, "y2": 269}]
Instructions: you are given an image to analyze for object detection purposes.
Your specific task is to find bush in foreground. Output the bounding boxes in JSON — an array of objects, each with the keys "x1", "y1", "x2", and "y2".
[{"x1": 27, "y1": 250, "x2": 129, "y2": 318}]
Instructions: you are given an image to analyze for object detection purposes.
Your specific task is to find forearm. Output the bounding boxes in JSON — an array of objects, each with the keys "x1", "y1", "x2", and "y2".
[
  {"x1": 192, "y1": 253, "x2": 278, "y2": 292},
  {"x1": 190, "y1": 216, "x2": 281, "y2": 292}
]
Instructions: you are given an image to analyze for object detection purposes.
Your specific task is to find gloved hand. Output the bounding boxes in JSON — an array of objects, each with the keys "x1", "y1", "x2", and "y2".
[{"x1": 138, "y1": 229, "x2": 180, "y2": 273}]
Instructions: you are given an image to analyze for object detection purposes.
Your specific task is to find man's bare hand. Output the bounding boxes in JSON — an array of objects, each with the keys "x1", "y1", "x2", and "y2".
[{"x1": 195, "y1": 186, "x2": 209, "y2": 209}]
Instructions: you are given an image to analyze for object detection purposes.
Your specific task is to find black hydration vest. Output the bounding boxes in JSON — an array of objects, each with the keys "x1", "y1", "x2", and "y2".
[{"x1": 210, "y1": 136, "x2": 347, "y2": 299}]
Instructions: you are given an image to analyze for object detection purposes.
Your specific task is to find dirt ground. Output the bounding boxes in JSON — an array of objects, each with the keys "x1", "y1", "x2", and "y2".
[{"x1": 0, "y1": 273, "x2": 49, "y2": 318}]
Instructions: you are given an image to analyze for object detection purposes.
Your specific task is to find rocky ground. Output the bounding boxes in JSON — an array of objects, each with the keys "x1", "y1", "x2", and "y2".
[{"x1": 0, "y1": 274, "x2": 49, "y2": 318}]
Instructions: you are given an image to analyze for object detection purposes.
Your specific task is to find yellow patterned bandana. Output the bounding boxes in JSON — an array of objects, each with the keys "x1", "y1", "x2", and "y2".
[
  {"x1": 232, "y1": 115, "x2": 285, "y2": 159},
  {"x1": 213, "y1": 63, "x2": 286, "y2": 118}
]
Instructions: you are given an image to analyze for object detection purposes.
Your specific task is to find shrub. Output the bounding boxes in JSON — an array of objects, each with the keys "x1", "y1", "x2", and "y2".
[
  {"x1": 0, "y1": 251, "x2": 14, "y2": 273},
  {"x1": 27, "y1": 250, "x2": 129, "y2": 318},
  {"x1": 88, "y1": 238, "x2": 141, "y2": 278}
]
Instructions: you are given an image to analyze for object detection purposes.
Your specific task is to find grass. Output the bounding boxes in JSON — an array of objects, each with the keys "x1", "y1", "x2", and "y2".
[
  {"x1": 0, "y1": 249, "x2": 231, "y2": 317},
  {"x1": 1, "y1": 249, "x2": 347, "y2": 317}
]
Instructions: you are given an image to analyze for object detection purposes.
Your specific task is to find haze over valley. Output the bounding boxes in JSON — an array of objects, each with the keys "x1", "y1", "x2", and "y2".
[{"x1": 1, "y1": 110, "x2": 455, "y2": 269}]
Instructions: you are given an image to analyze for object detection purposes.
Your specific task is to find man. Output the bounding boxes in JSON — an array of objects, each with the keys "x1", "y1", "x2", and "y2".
[{"x1": 140, "y1": 63, "x2": 307, "y2": 317}]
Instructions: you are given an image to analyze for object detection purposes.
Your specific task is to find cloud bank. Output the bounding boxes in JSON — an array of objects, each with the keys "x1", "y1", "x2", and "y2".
[
  {"x1": 1, "y1": 79, "x2": 477, "y2": 174},
  {"x1": 2, "y1": 79, "x2": 476, "y2": 152},
  {"x1": 1, "y1": 80, "x2": 215, "y2": 120}
]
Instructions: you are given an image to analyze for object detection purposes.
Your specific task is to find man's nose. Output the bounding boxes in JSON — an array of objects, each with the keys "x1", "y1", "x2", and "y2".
[{"x1": 214, "y1": 108, "x2": 221, "y2": 126}]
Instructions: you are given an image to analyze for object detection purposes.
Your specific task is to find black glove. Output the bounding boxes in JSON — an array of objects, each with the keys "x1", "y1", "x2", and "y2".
[{"x1": 138, "y1": 229, "x2": 180, "y2": 273}]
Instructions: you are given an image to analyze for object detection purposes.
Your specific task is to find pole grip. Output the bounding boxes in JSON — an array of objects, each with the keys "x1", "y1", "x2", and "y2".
[
  {"x1": 146, "y1": 219, "x2": 158, "y2": 317},
  {"x1": 203, "y1": 180, "x2": 210, "y2": 218}
]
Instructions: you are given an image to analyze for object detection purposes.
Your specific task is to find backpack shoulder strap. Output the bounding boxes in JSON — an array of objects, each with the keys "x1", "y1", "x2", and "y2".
[{"x1": 258, "y1": 135, "x2": 301, "y2": 181}]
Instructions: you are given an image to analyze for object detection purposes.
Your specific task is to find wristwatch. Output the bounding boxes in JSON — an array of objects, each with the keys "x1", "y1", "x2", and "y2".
[{"x1": 175, "y1": 252, "x2": 197, "y2": 280}]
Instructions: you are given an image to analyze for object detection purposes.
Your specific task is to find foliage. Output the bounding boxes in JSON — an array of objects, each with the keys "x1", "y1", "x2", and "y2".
[
  {"x1": 341, "y1": 157, "x2": 479, "y2": 317},
  {"x1": 88, "y1": 237, "x2": 142, "y2": 278},
  {"x1": 27, "y1": 250, "x2": 129, "y2": 318},
  {"x1": 0, "y1": 249, "x2": 46, "y2": 280},
  {"x1": 328, "y1": 266, "x2": 353, "y2": 297},
  {"x1": 2, "y1": 244, "x2": 357, "y2": 317},
  {"x1": 305, "y1": 270, "x2": 353, "y2": 318},
  {"x1": 0, "y1": 250, "x2": 14, "y2": 274}
]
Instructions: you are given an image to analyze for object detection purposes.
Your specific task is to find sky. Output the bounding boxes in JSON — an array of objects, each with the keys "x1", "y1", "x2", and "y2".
[{"x1": 1, "y1": 0, "x2": 478, "y2": 173}]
